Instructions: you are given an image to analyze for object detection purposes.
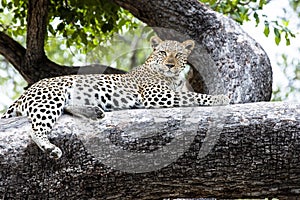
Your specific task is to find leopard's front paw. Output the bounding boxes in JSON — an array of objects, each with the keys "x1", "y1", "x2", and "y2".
[{"x1": 92, "y1": 106, "x2": 105, "y2": 120}]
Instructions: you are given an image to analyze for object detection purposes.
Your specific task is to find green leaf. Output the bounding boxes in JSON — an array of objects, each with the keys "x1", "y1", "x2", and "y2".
[
  {"x1": 285, "y1": 33, "x2": 290, "y2": 46},
  {"x1": 1, "y1": 0, "x2": 7, "y2": 7},
  {"x1": 274, "y1": 28, "x2": 281, "y2": 45},
  {"x1": 71, "y1": 31, "x2": 79, "y2": 40},
  {"x1": 259, "y1": 0, "x2": 265, "y2": 9},
  {"x1": 274, "y1": 37, "x2": 281, "y2": 45},
  {"x1": 57, "y1": 23, "x2": 65, "y2": 31},
  {"x1": 14, "y1": 0, "x2": 20, "y2": 7},
  {"x1": 253, "y1": 12, "x2": 259, "y2": 26},
  {"x1": 7, "y1": 2, "x2": 13, "y2": 9},
  {"x1": 48, "y1": 24, "x2": 55, "y2": 35},
  {"x1": 282, "y1": 19, "x2": 289, "y2": 27},
  {"x1": 79, "y1": 32, "x2": 88, "y2": 45},
  {"x1": 285, "y1": 37, "x2": 290, "y2": 46},
  {"x1": 101, "y1": 22, "x2": 114, "y2": 33},
  {"x1": 66, "y1": 39, "x2": 72, "y2": 48},
  {"x1": 263, "y1": 23, "x2": 270, "y2": 37},
  {"x1": 290, "y1": 32, "x2": 296, "y2": 37},
  {"x1": 274, "y1": 27, "x2": 281, "y2": 38}
]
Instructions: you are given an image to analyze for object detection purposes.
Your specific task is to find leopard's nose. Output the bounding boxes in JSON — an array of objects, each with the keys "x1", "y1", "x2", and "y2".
[{"x1": 165, "y1": 64, "x2": 175, "y2": 69}]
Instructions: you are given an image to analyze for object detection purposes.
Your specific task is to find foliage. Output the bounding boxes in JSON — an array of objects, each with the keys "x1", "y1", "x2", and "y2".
[
  {"x1": 0, "y1": 0, "x2": 139, "y2": 53},
  {"x1": 0, "y1": 0, "x2": 27, "y2": 44},
  {"x1": 47, "y1": 0, "x2": 139, "y2": 53},
  {"x1": 262, "y1": 15, "x2": 296, "y2": 46},
  {"x1": 200, "y1": 0, "x2": 265, "y2": 23},
  {"x1": 200, "y1": 0, "x2": 296, "y2": 45}
]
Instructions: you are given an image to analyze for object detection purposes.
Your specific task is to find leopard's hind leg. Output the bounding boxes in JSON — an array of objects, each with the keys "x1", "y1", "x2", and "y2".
[
  {"x1": 28, "y1": 101, "x2": 65, "y2": 159},
  {"x1": 30, "y1": 128, "x2": 62, "y2": 159}
]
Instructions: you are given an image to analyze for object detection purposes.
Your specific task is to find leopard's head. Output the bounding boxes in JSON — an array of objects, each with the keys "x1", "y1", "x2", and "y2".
[{"x1": 146, "y1": 36, "x2": 195, "y2": 77}]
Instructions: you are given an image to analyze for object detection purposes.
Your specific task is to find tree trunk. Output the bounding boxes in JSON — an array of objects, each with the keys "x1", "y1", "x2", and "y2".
[{"x1": 1, "y1": 102, "x2": 299, "y2": 199}]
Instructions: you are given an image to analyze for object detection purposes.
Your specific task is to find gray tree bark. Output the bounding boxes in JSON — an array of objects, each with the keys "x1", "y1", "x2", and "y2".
[{"x1": 1, "y1": 102, "x2": 299, "y2": 199}]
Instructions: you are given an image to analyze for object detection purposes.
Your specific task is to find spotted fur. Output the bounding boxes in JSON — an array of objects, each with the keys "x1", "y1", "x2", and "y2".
[{"x1": 2, "y1": 36, "x2": 229, "y2": 159}]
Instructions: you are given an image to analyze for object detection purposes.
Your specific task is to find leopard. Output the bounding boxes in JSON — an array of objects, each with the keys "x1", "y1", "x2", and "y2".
[{"x1": 2, "y1": 36, "x2": 229, "y2": 159}]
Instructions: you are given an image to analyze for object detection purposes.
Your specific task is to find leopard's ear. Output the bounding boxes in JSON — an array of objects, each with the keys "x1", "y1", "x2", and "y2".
[
  {"x1": 182, "y1": 40, "x2": 195, "y2": 51},
  {"x1": 150, "y1": 36, "x2": 162, "y2": 49}
]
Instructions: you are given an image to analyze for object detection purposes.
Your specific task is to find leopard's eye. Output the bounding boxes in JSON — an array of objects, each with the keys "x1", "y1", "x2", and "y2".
[
  {"x1": 175, "y1": 53, "x2": 183, "y2": 58},
  {"x1": 159, "y1": 51, "x2": 167, "y2": 56}
]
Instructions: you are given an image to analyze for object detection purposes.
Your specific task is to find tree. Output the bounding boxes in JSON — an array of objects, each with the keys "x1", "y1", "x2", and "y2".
[
  {"x1": 1, "y1": 102, "x2": 300, "y2": 199},
  {"x1": 0, "y1": 0, "x2": 299, "y2": 199}
]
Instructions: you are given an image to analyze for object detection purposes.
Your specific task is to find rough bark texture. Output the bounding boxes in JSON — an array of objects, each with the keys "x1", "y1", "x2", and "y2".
[
  {"x1": 1, "y1": 102, "x2": 299, "y2": 199},
  {"x1": 113, "y1": 0, "x2": 272, "y2": 103}
]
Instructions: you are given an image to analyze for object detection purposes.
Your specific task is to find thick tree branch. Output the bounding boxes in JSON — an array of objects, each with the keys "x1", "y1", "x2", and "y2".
[
  {"x1": 113, "y1": 0, "x2": 212, "y2": 32},
  {"x1": 0, "y1": 31, "x2": 26, "y2": 71},
  {"x1": 1, "y1": 102, "x2": 300, "y2": 199}
]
